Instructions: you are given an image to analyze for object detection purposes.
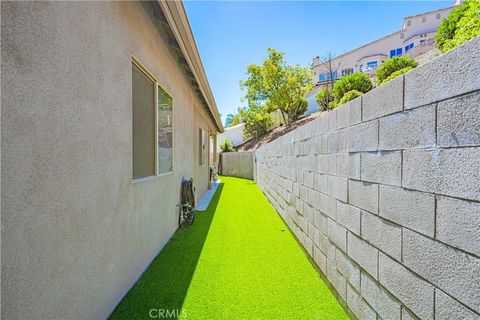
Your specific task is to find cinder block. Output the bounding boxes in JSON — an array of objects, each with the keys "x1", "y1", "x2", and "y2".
[
  {"x1": 327, "y1": 260, "x2": 347, "y2": 300},
  {"x1": 336, "y1": 153, "x2": 361, "y2": 179},
  {"x1": 336, "y1": 102, "x2": 350, "y2": 130},
  {"x1": 314, "y1": 209, "x2": 328, "y2": 235},
  {"x1": 435, "y1": 290, "x2": 480, "y2": 320},
  {"x1": 313, "y1": 172, "x2": 328, "y2": 194},
  {"x1": 347, "y1": 232, "x2": 378, "y2": 278},
  {"x1": 306, "y1": 154, "x2": 318, "y2": 172},
  {"x1": 379, "y1": 104, "x2": 436, "y2": 150},
  {"x1": 297, "y1": 213, "x2": 307, "y2": 232},
  {"x1": 296, "y1": 169, "x2": 303, "y2": 184},
  {"x1": 309, "y1": 222, "x2": 319, "y2": 247},
  {"x1": 361, "y1": 151, "x2": 402, "y2": 186},
  {"x1": 318, "y1": 193, "x2": 337, "y2": 219},
  {"x1": 438, "y1": 91, "x2": 480, "y2": 147},
  {"x1": 379, "y1": 185, "x2": 435, "y2": 237},
  {"x1": 301, "y1": 185, "x2": 309, "y2": 203},
  {"x1": 347, "y1": 284, "x2": 377, "y2": 320},
  {"x1": 294, "y1": 141, "x2": 303, "y2": 156},
  {"x1": 401, "y1": 307, "x2": 418, "y2": 320},
  {"x1": 361, "y1": 272, "x2": 402, "y2": 320},
  {"x1": 337, "y1": 97, "x2": 362, "y2": 129},
  {"x1": 303, "y1": 234, "x2": 314, "y2": 257},
  {"x1": 325, "y1": 132, "x2": 335, "y2": 153},
  {"x1": 403, "y1": 148, "x2": 480, "y2": 201},
  {"x1": 295, "y1": 198, "x2": 304, "y2": 215},
  {"x1": 336, "y1": 250, "x2": 361, "y2": 290},
  {"x1": 348, "y1": 120, "x2": 379, "y2": 152},
  {"x1": 327, "y1": 109, "x2": 337, "y2": 132},
  {"x1": 404, "y1": 36, "x2": 480, "y2": 109},
  {"x1": 327, "y1": 129, "x2": 348, "y2": 153},
  {"x1": 379, "y1": 252, "x2": 434, "y2": 320},
  {"x1": 319, "y1": 134, "x2": 329, "y2": 154},
  {"x1": 327, "y1": 218, "x2": 347, "y2": 252},
  {"x1": 327, "y1": 175, "x2": 348, "y2": 202},
  {"x1": 348, "y1": 180, "x2": 379, "y2": 214},
  {"x1": 362, "y1": 211, "x2": 402, "y2": 260},
  {"x1": 319, "y1": 232, "x2": 329, "y2": 255},
  {"x1": 363, "y1": 74, "x2": 403, "y2": 121},
  {"x1": 304, "y1": 203, "x2": 314, "y2": 223},
  {"x1": 311, "y1": 135, "x2": 322, "y2": 155},
  {"x1": 402, "y1": 229, "x2": 480, "y2": 311},
  {"x1": 318, "y1": 154, "x2": 336, "y2": 175},
  {"x1": 336, "y1": 201, "x2": 361, "y2": 235},
  {"x1": 303, "y1": 170, "x2": 314, "y2": 188},
  {"x1": 326, "y1": 238, "x2": 337, "y2": 265},
  {"x1": 292, "y1": 182, "x2": 300, "y2": 197},
  {"x1": 437, "y1": 196, "x2": 480, "y2": 256},
  {"x1": 316, "y1": 113, "x2": 329, "y2": 135},
  {"x1": 314, "y1": 245, "x2": 327, "y2": 275}
]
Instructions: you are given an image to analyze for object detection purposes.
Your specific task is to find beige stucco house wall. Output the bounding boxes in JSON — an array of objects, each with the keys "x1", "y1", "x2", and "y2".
[{"x1": 1, "y1": 1, "x2": 222, "y2": 319}]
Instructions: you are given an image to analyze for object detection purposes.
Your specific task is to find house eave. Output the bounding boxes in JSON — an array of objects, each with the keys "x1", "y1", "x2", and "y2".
[{"x1": 157, "y1": 1, "x2": 224, "y2": 133}]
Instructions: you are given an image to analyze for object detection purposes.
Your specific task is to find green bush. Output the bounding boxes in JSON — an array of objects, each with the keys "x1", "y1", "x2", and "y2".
[
  {"x1": 376, "y1": 56, "x2": 418, "y2": 85},
  {"x1": 339, "y1": 90, "x2": 363, "y2": 105},
  {"x1": 220, "y1": 138, "x2": 235, "y2": 152},
  {"x1": 289, "y1": 97, "x2": 308, "y2": 122},
  {"x1": 380, "y1": 66, "x2": 414, "y2": 85},
  {"x1": 435, "y1": 0, "x2": 480, "y2": 53},
  {"x1": 328, "y1": 101, "x2": 338, "y2": 109},
  {"x1": 238, "y1": 105, "x2": 273, "y2": 139},
  {"x1": 316, "y1": 88, "x2": 334, "y2": 111},
  {"x1": 332, "y1": 72, "x2": 372, "y2": 103}
]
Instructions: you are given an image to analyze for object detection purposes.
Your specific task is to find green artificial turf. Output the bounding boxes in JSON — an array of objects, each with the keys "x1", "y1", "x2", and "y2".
[{"x1": 110, "y1": 176, "x2": 349, "y2": 320}]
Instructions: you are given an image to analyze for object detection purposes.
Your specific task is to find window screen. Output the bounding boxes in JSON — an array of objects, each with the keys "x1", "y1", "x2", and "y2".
[
  {"x1": 157, "y1": 85, "x2": 173, "y2": 174},
  {"x1": 199, "y1": 128, "x2": 205, "y2": 165},
  {"x1": 132, "y1": 63, "x2": 156, "y2": 179}
]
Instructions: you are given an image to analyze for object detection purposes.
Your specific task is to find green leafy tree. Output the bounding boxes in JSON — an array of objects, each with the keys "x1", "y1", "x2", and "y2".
[
  {"x1": 291, "y1": 97, "x2": 308, "y2": 120},
  {"x1": 231, "y1": 114, "x2": 241, "y2": 126},
  {"x1": 332, "y1": 72, "x2": 372, "y2": 103},
  {"x1": 224, "y1": 114, "x2": 235, "y2": 128},
  {"x1": 225, "y1": 107, "x2": 246, "y2": 128},
  {"x1": 220, "y1": 138, "x2": 235, "y2": 152},
  {"x1": 435, "y1": 0, "x2": 480, "y2": 53},
  {"x1": 241, "y1": 48, "x2": 313, "y2": 125},
  {"x1": 316, "y1": 88, "x2": 335, "y2": 111},
  {"x1": 376, "y1": 56, "x2": 418, "y2": 85},
  {"x1": 238, "y1": 105, "x2": 273, "y2": 139},
  {"x1": 232, "y1": 107, "x2": 246, "y2": 126},
  {"x1": 339, "y1": 90, "x2": 363, "y2": 105}
]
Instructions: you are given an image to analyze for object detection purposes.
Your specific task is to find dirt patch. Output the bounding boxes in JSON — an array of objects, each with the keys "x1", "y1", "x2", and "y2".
[{"x1": 235, "y1": 112, "x2": 323, "y2": 152}]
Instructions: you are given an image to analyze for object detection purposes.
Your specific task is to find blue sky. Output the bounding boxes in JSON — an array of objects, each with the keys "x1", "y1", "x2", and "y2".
[{"x1": 184, "y1": 1, "x2": 451, "y2": 124}]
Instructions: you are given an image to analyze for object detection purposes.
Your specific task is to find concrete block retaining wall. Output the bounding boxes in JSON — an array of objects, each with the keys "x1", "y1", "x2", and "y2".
[
  {"x1": 255, "y1": 37, "x2": 480, "y2": 320},
  {"x1": 221, "y1": 151, "x2": 255, "y2": 180}
]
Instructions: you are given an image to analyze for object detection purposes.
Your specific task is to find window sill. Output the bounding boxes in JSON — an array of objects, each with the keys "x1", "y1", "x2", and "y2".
[{"x1": 132, "y1": 171, "x2": 173, "y2": 184}]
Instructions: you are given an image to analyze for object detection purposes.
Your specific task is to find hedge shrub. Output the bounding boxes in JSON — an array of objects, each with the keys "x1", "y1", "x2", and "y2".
[
  {"x1": 380, "y1": 66, "x2": 414, "y2": 85},
  {"x1": 316, "y1": 88, "x2": 334, "y2": 111},
  {"x1": 435, "y1": 0, "x2": 480, "y2": 53},
  {"x1": 376, "y1": 56, "x2": 418, "y2": 85},
  {"x1": 339, "y1": 90, "x2": 363, "y2": 105},
  {"x1": 220, "y1": 138, "x2": 235, "y2": 152},
  {"x1": 332, "y1": 72, "x2": 372, "y2": 103}
]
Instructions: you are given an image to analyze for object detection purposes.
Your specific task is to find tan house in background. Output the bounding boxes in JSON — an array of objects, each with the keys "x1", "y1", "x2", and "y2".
[{"x1": 1, "y1": 1, "x2": 223, "y2": 319}]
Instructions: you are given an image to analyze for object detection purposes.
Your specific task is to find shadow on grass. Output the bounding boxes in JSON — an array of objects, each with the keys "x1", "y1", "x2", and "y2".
[{"x1": 109, "y1": 183, "x2": 224, "y2": 320}]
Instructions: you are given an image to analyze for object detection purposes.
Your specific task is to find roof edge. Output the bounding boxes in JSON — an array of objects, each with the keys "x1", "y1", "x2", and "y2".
[{"x1": 158, "y1": 1, "x2": 224, "y2": 133}]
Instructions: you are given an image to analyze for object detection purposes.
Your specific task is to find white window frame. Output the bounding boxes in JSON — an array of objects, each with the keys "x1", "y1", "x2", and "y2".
[{"x1": 132, "y1": 57, "x2": 174, "y2": 183}]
